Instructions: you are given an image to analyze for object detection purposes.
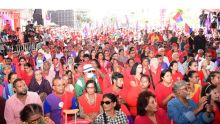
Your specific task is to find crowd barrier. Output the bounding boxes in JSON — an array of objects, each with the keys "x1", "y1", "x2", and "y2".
[{"x1": 10, "y1": 41, "x2": 46, "y2": 53}]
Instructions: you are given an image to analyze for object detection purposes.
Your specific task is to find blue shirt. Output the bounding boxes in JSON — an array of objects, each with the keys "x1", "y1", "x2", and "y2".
[
  {"x1": 44, "y1": 93, "x2": 78, "y2": 124},
  {"x1": 3, "y1": 83, "x2": 14, "y2": 100},
  {"x1": 167, "y1": 97, "x2": 214, "y2": 124}
]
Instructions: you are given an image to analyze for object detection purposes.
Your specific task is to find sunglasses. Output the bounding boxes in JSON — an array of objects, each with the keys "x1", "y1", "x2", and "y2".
[{"x1": 101, "y1": 101, "x2": 112, "y2": 105}]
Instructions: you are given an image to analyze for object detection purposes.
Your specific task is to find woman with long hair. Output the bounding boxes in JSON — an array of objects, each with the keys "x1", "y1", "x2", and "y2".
[
  {"x1": 78, "y1": 80, "x2": 103, "y2": 121},
  {"x1": 94, "y1": 93, "x2": 128, "y2": 124},
  {"x1": 90, "y1": 49, "x2": 97, "y2": 60},
  {"x1": 168, "y1": 61, "x2": 183, "y2": 83},
  {"x1": 91, "y1": 59, "x2": 109, "y2": 91},
  {"x1": 75, "y1": 50, "x2": 84, "y2": 64},
  {"x1": 184, "y1": 70, "x2": 201, "y2": 104},
  {"x1": 206, "y1": 71, "x2": 220, "y2": 99},
  {"x1": 22, "y1": 63, "x2": 34, "y2": 86},
  {"x1": 129, "y1": 63, "x2": 143, "y2": 88},
  {"x1": 16, "y1": 57, "x2": 26, "y2": 78},
  {"x1": 126, "y1": 75, "x2": 154, "y2": 116},
  {"x1": 96, "y1": 52, "x2": 108, "y2": 69}
]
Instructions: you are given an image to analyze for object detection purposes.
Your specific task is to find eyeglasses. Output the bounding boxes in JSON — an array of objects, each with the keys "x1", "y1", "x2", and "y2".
[
  {"x1": 53, "y1": 84, "x2": 65, "y2": 87},
  {"x1": 101, "y1": 101, "x2": 112, "y2": 105},
  {"x1": 180, "y1": 87, "x2": 188, "y2": 91},
  {"x1": 193, "y1": 76, "x2": 199, "y2": 78},
  {"x1": 86, "y1": 86, "x2": 95, "y2": 89}
]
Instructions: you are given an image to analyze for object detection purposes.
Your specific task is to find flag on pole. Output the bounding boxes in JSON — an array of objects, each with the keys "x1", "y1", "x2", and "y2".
[
  {"x1": 125, "y1": 15, "x2": 129, "y2": 27},
  {"x1": 173, "y1": 12, "x2": 183, "y2": 23},
  {"x1": 115, "y1": 18, "x2": 119, "y2": 29},
  {"x1": 46, "y1": 13, "x2": 51, "y2": 21},
  {"x1": 185, "y1": 23, "x2": 193, "y2": 34},
  {"x1": 83, "y1": 26, "x2": 88, "y2": 37},
  {"x1": 136, "y1": 21, "x2": 139, "y2": 31}
]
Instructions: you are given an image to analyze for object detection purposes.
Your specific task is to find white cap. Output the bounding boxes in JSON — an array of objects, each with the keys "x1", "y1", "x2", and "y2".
[{"x1": 83, "y1": 64, "x2": 95, "y2": 72}]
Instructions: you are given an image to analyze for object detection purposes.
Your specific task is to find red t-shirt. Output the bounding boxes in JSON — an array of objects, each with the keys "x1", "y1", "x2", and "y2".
[
  {"x1": 101, "y1": 73, "x2": 111, "y2": 92},
  {"x1": 103, "y1": 86, "x2": 127, "y2": 100},
  {"x1": 150, "y1": 67, "x2": 162, "y2": 90},
  {"x1": 126, "y1": 87, "x2": 155, "y2": 116},
  {"x1": 135, "y1": 108, "x2": 170, "y2": 124},
  {"x1": 197, "y1": 70, "x2": 207, "y2": 86},
  {"x1": 129, "y1": 75, "x2": 141, "y2": 88},
  {"x1": 22, "y1": 72, "x2": 33, "y2": 86},
  {"x1": 103, "y1": 86, "x2": 131, "y2": 116},
  {"x1": 213, "y1": 107, "x2": 220, "y2": 124},
  {"x1": 78, "y1": 94, "x2": 102, "y2": 114},
  {"x1": 16, "y1": 65, "x2": 26, "y2": 79},
  {"x1": 172, "y1": 71, "x2": 183, "y2": 84},
  {"x1": 155, "y1": 83, "x2": 173, "y2": 111}
]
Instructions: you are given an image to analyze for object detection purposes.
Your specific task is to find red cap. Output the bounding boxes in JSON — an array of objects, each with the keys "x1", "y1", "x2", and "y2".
[{"x1": 184, "y1": 44, "x2": 190, "y2": 49}]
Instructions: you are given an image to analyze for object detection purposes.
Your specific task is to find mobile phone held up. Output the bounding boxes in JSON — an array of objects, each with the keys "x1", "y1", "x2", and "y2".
[{"x1": 207, "y1": 95, "x2": 211, "y2": 104}]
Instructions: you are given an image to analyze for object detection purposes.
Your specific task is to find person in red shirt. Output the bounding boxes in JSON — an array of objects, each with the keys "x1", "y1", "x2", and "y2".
[
  {"x1": 22, "y1": 63, "x2": 34, "y2": 86},
  {"x1": 135, "y1": 91, "x2": 170, "y2": 124},
  {"x1": 91, "y1": 59, "x2": 109, "y2": 91},
  {"x1": 103, "y1": 72, "x2": 131, "y2": 120},
  {"x1": 16, "y1": 57, "x2": 27, "y2": 79},
  {"x1": 142, "y1": 57, "x2": 150, "y2": 76},
  {"x1": 129, "y1": 49, "x2": 141, "y2": 63},
  {"x1": 155, "y1": 69, "x2": 175, "y2": 111},
  {"x1": 168, "y1": 61, "x2": 183, "y2": 83},
  {"x1": 149, "y1": 58, "x2": 161, "y2": 90},
  {"x1": 129, "y1": 63, "x2": 143, "y2": 88},
  {"x1": 103, "y1": 72, "x2": 127, "y2": 103},
  {"x1": 96, "y1": 52, "x2": 108, "y2": 69},
  {"x1": 123, "y1": 58, "x2": 135, "y2": 89},
  {"x1": 126, "y1": 74, "x2": 154, "y2": 116},
  {"x1": 78, "y1": 80, "x2": 102, "y2": 122}
]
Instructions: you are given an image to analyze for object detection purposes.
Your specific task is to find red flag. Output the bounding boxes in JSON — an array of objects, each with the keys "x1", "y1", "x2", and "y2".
[
  {"x1": 173, "y1": 12, "x2": 183, "y2": 23},
  {"x1": 185, "y1": 23, "x2": 190, "y2": 33}
]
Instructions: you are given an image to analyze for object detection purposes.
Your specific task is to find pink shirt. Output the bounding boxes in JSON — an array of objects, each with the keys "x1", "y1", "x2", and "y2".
[{"x1": 4, "y1": 91, "x2": 42, "y2": 124}]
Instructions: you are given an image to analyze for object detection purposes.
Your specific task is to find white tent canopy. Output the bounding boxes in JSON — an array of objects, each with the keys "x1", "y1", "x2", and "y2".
[{"x1": 1, "y1": 0, "x2": 219, "y2": 10}]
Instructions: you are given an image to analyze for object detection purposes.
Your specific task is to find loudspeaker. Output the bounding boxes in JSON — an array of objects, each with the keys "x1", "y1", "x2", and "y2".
[{"x1": 33, "y1": 9, "x2": 44, "y2": 25}]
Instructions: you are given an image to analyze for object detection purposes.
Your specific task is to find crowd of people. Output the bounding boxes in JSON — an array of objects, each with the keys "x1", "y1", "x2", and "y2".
[{"x1": 0, "y1": 16, "x2": 220, "y2": 124}]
